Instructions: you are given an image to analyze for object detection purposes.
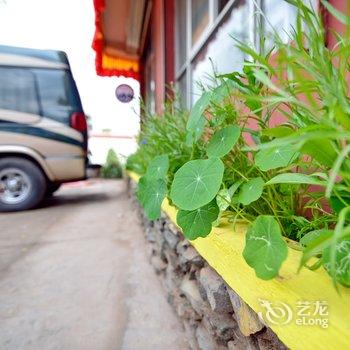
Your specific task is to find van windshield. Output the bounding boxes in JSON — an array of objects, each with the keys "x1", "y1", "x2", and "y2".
[{"x1": 33, "y1": 69, "x2": 83, "y2": 123}]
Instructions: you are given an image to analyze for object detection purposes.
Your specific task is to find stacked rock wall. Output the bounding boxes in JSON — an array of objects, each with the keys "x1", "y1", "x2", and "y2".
[{"x1": 128, "y1": 179, "x2": 286, "y2": 350}]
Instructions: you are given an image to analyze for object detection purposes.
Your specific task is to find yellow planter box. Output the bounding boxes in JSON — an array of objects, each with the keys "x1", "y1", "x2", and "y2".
[{"x1": 128, "y1": 171, "x2": 350, "y2": 350}]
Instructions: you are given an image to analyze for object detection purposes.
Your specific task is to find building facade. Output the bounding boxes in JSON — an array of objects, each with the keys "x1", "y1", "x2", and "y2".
[{"x1": 93, "y1": 0, "x2": 347, "y2": 114}]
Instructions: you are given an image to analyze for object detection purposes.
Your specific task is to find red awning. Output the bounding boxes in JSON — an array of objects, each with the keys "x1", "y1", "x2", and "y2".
[{"x1": 92, "y1": 0, "x2": 148, "y2": 80}]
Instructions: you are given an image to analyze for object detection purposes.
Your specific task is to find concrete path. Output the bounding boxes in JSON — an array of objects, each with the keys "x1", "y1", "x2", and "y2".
[{"x1": 0, "y1": 179, "x2": 188, "y2": 350}]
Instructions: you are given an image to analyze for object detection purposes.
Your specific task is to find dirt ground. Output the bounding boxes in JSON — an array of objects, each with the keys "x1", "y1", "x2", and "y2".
[{"x1": 0, "y1": 179, "x2": 188, "y2": 350}]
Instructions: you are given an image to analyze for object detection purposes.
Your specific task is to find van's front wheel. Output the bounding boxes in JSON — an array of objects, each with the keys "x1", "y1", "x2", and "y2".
[{"x1": 0, "y1": 157, "x2": 46, "y2": 212}]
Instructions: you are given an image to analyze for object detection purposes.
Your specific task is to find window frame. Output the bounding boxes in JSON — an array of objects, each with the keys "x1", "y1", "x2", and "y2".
[
  {"x1": 175, "y1": 0, "x2": 255, "y2": 107},
  {"x1": 175, "y1": 0, "x2": 319, "y2": 107}
]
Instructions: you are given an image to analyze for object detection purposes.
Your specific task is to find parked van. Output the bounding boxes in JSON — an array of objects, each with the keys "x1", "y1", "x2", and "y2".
[{"x1": 0, "y1": 45, "x2": 88, "y2": 212}]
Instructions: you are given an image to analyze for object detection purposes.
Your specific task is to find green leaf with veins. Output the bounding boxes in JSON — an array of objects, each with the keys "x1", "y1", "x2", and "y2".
[
  {"x1": 170, "y1": 158, "x2": 224, "y2": 210},
  {"x1": 238, "y1": 177, "x2": 264, "y2": 205},
  {"x1": 323, "y1": 238, "x2": 350, "y2": 287},
  {"x1": 243, "y1": 216, "x2": 288, "y2": 280},
  {"x1": 177, "y1": 200, "x2": 219, "y2": 240},
  {"x1": 216, "y1": 189, "x2": 231, "y2": 211},
  {"x1": 265, "y1": 173, "x2": 325, "y2": 186},
  {"x1": 187, "y1": 91, "x2": 211, "y2": 131},
  {"x1": 186, "y1": 116, "x2": 206, "y2": 146},
  {"x1": 137, "y1": 177, "x2": 167, "y2": 220},
  {"x1": 146, "y1": 154, "x2": 169, "y2": 180},
  {"x1": 255, "y1": 145, "x2": 299, "y2": 171},
  {"x1": 207, "y1": 125, "x2": 241, "y2": 158}
]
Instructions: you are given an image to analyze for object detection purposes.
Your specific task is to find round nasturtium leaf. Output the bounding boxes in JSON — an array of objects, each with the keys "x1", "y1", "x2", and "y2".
[
  {"x1": 137, "y1": 177, "x2": 167, "y2": 220},
  {"x1": 237, "y1": 177, "x2": 264, "y2": 205},
  {"x1": 207, "y1": 125, "x2": 241, "y2": 158},
  {"x1": 177, "y1": 200, "x2": 219, "y2": 240},
  {"x1": 170, "y1": 158, "x2": 224, "y2": 211},
  {"x1": 186, "y1": 116, "x2": 206, "y2": 146},
  {"x1": 146, "y1": 154, "x2": 169, "y2": 180},
  {"x1": 243, "y1": 216, "x2": 288, "y2": 280},
  {"x1": 187, "y1": 91, "x2": 211, "y2": 132},
  {"x1": 323, "y1": 238, "x2": 350, "y2": 288},
  {"x1": 255, "y1": 145, "x2": 299, "y2": 171}
]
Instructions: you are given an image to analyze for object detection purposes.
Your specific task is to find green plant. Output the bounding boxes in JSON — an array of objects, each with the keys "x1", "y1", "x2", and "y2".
[
  {"x1": 101, "y1": 149, "x2": 123, "y2": 178},
  {"x1": 128, "y1": 0, "x2": 350, "y2": 288}
]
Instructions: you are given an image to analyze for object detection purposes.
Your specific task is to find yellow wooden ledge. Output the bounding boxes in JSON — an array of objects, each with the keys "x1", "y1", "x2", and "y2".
[{"x1": 128, "y1": 171, "x2": 350, "y2": 350}]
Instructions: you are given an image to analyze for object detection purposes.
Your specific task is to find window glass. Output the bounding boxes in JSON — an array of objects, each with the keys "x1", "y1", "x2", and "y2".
[
  {"x1": 176, "y1": 0, "x2": 188, "y2": 69},
  {"x1": 192, "y1": 0, "x2": 210, "y2": 46},
  {"x1": 34, "y1": 69, "x2": 80, "y2": 121},
  {"x1": 262, "y1": 0, "x2": 298, "y2": 50},
  {"x1": 0, "y1": 67, "x2": 39, "y2": 114},
  {"x1": 191, "y1": 1, "x2": 248, "y2": 104},
  {"x1": 263, "y1": 0, "x2": 318, "y2": 51}
]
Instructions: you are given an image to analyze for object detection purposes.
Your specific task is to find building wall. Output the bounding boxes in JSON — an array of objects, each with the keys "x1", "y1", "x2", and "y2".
[
  {"x1": 141, "y1": 0, "x2": 348, "y2": 113},
  {"x1": 326, "y1": 0, "x2": 349, "y2": 48}
]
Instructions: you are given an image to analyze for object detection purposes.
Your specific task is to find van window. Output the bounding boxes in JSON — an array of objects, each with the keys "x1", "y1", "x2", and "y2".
[
  {"x1": 33, "y1": 69, "x2": 82, "y2": 123},
  {"x1": 0, "y1": 67, "x2": 39, "y2": 114}
]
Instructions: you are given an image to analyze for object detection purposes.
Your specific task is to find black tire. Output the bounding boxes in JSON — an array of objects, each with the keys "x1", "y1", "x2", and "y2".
[
  {"x1": 0, "y1": 157, "x2": 47, "y2": 212},
  {"x1": 45, "y1": 183, "x2": 61, "y2": 196}
]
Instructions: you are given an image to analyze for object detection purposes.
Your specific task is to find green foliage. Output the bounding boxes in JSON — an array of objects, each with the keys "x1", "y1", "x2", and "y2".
[
  {"x1": 323, "y1": 238, "x2": 350, "y2": 287},
  {"x1": 137, "y1": 177, "x2": 167, "y2": 220},
  {"x1": 137, "y1": 154, "x2": 169, "y2": 220},
  {"x1": 125, "y1": 101, "x2": 197, "y2": 180},
  {"x1": 145, "y1": 154, "x2": 169, "y2": 180},
  {"x1": 216, "y1": 189, "x2": 231, "y2": 211},
  {"x1": 237, "y1": 178, "x2": 264, "y2": 206},
  {"x1": 101, "y1": 149, "x2": 123, "y2": 178},
  {"x1": 265, "y1": 173, "x2": 325, "y2": 186},
  {"x1": 170, "y1": 158, "x2": 224, "y2": 210},
  {"x1": 243, "y1": 216, "x2": 288, "y2": 280},
  {"x1": 127, "y1": 1, "x2": 350, "y2": 287},
  {"x1": 177, "y1": 200, "x2": 219, "y2": 240},
  {"x1": 187, "y1": 91, "x2": 211, "y2": 131},
  {"x1": 206, "y1": 125, "x2": 241, "y2": 158},
  {"x1": 255, "y1": 145, "x2": 299, "y2": 171}
]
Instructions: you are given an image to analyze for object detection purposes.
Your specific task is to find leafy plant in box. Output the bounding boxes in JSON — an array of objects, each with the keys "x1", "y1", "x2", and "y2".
[
  {"x1": 206, "y1": 125, "x2": 241, "y2": 158},
  {"x1": 237, "y1": 178, "x2": 264, "y2": 206},
  {"x1": 145, "y1": 154, "x2": 169, "y2": 180},
  {"x1": 323, "y1": 238, "x2": 350, "y2": 288},
  {"x1": 254, "y1": 145, "x2": 299, "y2": 171},
  {"x1": 243, "y1": 216, "x2": 288, "y2": 280},
  {"x1": 170, "y1": 158, "x2": 224, "y2": 211},
  {"x1": 137, "y1": 177, "x2": 167, "y2": 220},
  {"x1": 137, "y1": 154, "x2": 169, "y2": 220},
  {"x1": 127, "y1": 1, "x2": 350, "y2": 288},
  {"x1": 177, "y1": 200, "x2": 219, "y2": 240},
  {"x1": 187, "y1": 91, "x2": 211, "y2": 132}
]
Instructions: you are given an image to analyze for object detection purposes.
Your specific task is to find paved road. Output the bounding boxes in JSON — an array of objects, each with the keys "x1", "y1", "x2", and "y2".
[{"x1": 0, "y1": 179, "x2": 188, "y2": 350}]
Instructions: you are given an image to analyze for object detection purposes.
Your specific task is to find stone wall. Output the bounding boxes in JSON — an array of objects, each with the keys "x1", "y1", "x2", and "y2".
[{"x1": 127, "y1": 178, "x2": 286, "y2": 350}]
